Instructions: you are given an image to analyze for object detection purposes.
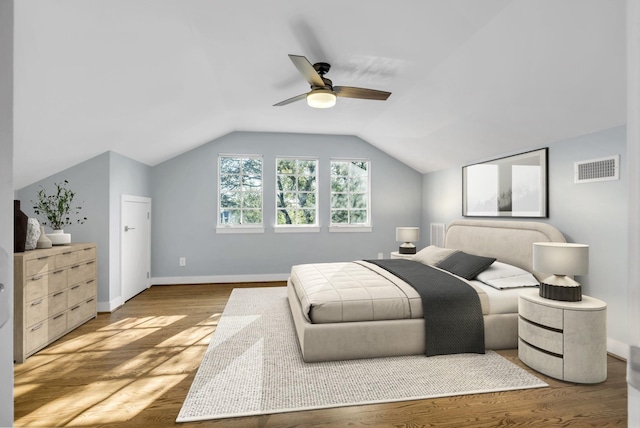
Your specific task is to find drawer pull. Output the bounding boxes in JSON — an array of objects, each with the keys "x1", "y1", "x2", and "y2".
[
  {"x1": 70, "y1": 305, "x2": 80, "y2": 311},
  {"x1": 71, "y1": 285, "x2": 80, "y2": 290},
  {"x1": 84, "y1": 248, "x2": 92, "y2": 251},
  {"x1": 31, "y1": 323, "x2": 44, "y2": 332},
  {"x1": 86, "y1": 280, "x2": 94, "y2": 284},
  {"x1": 53, "y1": 314, "x2": 65, "y2": 320},
  {"x1": 62, "y1": 251, "x2": 72, "y2": 255},
  {"x1": 53, "y1": 270, "x2": 64, "y2": 275},
  {"x1": 87, "y1": 298, "x2": 95, "y2": 303},
  {"x1": 30, "y1": 299, "x2": 44, "y2": 307},
  {"x1": 32, "y1": 275, "x2": 43, "y2": 281},
  {"x1": 70, "y1": 265, "x2": 80, "y2": 270},
  {"x1": 53, "y1": 291, "x2": 64, "y2": 297},
  {"x1": 37, "y1": 256, "x2": 50, "y2": 261},
  {"x1": 86, "y1": 261, "x2": 95, "y2": 265}
]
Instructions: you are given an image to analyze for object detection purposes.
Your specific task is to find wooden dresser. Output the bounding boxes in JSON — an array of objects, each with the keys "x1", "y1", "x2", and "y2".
[{"x1": 14, "y1": 243, "x2": 97, "y2": 363}]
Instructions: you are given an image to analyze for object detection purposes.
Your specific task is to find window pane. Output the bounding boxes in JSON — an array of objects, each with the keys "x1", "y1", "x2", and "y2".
[
  {"x1": 220, "y1": 192, "x2": 240, "y2": 208},
  {"x1": 243, "y1": 210, "x2": 262, "y2": 224},
  {"x1": 221, "y1": 209, "x2": 241, "y2": 224},
  {"x1": 277, "y1": 159, "x2": 296, "y2": 174},
  {"x1": 220, "y1": 158, "x2": 240, "y2": 174},
  {"x1": 349, "y1": 177, "x2": 367, "y2": 193},
  {"x1": 331, "y1": 210, "x2": 348, "y2": 223},
  {"x1": 244, "y1": 192, "x2": 262, "y2": 208},
  {"x1": 298, "y1": 209, "x2": 316, "y2": 224},
  {"x1": 299, "y1": 193, "x2": 315, "y2": 207},
  {"x1": 331, "y1": 177, "x2": 347, "y2": 192},
  {"x1": 350, "y1": 210, "x2": 367, "y2": 224},
  {"x1": 350, "y1": 161, "x2": 368, "y2": 176},
  {"x1": 331, "y1": 162, "x2": 349, "y2": 176},
  {"x1": 298, "y1": 175, "x2": 316, "y2": 191},
  {"x1": 242, "y1": 175, "x2": 262, "y2": 191},
  {"x1": 278, "y1": 175, "x2": 296, "y2": 191},
  {"x1": 243, "y1": 158, "x2": 262, "y2": 174},
  {"x1": 220, "y1": 174, "x2": 240, "y2": 192},
  {"x1": 277, "y1": 209, "x2": 293, "y2": 225},
  {"x1": 298, "y1": 160, "x2": 316, "y2": 175},
  {"x1": 350, "y1": 193, "x2": 367, "y2": 209},
  {"x1": 331, "y1": 194, "x2": 347, "y2": 208}
]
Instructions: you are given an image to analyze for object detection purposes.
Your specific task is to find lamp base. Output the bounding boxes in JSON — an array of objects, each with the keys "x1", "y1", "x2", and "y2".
[
  {"x1": 539, "y1": 282, "x2": 582, "y2": 302},
  {"x1": 398, "y1": 246, "x2": 416, "y2": 255}
]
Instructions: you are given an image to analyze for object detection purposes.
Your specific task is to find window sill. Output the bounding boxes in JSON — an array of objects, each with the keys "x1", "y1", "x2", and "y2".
[
  {"x1": 329, "y1": 226, "x2": 372, "y2": 233},
  {"x1": 274, "y1": 226, "x2": 320, "y2": 233},
  {"x1": 216, "y1": 226, "x2": 265, "y2": 234}
]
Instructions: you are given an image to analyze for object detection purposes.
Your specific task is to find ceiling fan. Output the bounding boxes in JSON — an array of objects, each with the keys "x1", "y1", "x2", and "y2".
[{"x1": 274, "y1": 54, "x2": 392, "y2": 108}]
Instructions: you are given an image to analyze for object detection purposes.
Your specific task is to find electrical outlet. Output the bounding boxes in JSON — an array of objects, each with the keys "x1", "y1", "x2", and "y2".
[
  {"x1": 377, "y1": 252, "x2": 384, "y2": 259},
  {"x1": 179, "y1": 257, "x2": 186, "y2": 267}
]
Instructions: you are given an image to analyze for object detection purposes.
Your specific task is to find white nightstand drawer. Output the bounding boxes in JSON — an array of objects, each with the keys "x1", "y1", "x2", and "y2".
[
  {"x1": 518, "y1": 317, "x2": 563, "y2": 355},
  {"x1": 519, "y1": 338, "x2": 563, "y2": 380},
  {"x1": 519, "y1": 296, "x2": 563, "y2": 330}
]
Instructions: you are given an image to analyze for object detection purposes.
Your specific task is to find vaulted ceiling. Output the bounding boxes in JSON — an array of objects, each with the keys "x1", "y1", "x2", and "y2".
[{"x1": 13, "y1": 0, "x2": 626, "y2": 189}]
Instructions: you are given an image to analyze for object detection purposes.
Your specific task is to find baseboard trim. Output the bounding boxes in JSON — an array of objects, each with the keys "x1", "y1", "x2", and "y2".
[
  {"x1": 98, "y1": 296, "x2": 124, "y2": 313},
  {"x1": 607, "y1": 337, "x2": 630, "y2": 360},
  {"x1": 151, "y1": 273, "x2": 290, "y2": 285}
]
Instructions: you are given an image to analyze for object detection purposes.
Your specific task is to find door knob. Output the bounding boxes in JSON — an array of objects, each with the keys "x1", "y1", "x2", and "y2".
[{"x1": 124, "y1": 226, "x2": 136, "y2": 232}]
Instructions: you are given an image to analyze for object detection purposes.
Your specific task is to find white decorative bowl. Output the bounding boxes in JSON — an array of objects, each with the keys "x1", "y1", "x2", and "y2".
[{"x1": 47, "y1": 230, "x2": 71, "y2": 246}]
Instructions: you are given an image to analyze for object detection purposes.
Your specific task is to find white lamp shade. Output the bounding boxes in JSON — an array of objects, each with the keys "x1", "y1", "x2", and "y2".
[
  {"x1": 306, "y1": 89, "x2": 336, "y2": 108},
  {"x1": 532, "y1": 242, "x2": 589, "y2": 276},
  {"x1": 396, "y1": 227, "x2": 419, "y2": 243}
]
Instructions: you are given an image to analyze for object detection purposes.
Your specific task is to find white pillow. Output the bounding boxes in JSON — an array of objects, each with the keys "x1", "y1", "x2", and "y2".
[
  {"x1": 411, "y1": 245, "x2": 459, "y2": 266},
  {"x1": 476, "y1": 261, "x2": 539, "y2": 290}
]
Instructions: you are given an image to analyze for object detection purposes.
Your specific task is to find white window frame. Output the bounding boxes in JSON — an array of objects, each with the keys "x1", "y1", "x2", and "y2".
[
  {"x1": 216, "y1": 154, "x2": 264, "y2": 234},
  {"x1": 329, "y1": 158, "x2": 372, "y2": 233},
  {"x1": 274, "y1": 156, "x2": 320, "y2": 233}
]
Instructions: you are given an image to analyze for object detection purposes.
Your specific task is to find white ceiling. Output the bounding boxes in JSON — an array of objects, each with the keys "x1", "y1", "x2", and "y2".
[{"x1": 13, "y1": 0, "x2": 626, "y2": 189}]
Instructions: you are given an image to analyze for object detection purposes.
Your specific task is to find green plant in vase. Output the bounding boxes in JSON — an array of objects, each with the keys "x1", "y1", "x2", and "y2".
[{"x1": 32, "y1": 180, "x2": 87, "y2": 245}]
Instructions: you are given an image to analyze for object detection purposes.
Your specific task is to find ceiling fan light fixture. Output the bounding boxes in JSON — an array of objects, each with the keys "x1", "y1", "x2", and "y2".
[{"x1": 306, "y1": 89, "x2": 336, "y2": 108}]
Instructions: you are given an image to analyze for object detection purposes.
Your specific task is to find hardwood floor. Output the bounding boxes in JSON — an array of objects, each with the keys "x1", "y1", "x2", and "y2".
[{"x1": 14, "y1": 283, "x2": 628, "y2": 427}]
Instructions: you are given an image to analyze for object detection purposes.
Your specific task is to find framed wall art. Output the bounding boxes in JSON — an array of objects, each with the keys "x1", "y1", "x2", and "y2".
[{"x1": 462, "y1": 148, "x2": 548, "y2": 218}]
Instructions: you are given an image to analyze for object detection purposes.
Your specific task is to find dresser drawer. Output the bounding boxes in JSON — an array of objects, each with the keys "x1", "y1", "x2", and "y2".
[
  {"x1": 519, "y1": 297, "x2": 563, "y2": 330},
  {"x1": 48, "y1": 289, "x2": 67, "y2": 317},
  {"x1": 25, "y1": 275, "x2": 48, "y2": 301},
  {"x1": 55, "y1": 250, "x2": 78, "y2": 268},
  {"x1": 48, "y1": 312, "x2": 68, "y2": 341},
  {"x1": 519, "y1": 338, "x2": 564, "y2": 380},
  {"x1": 26, "y1": 296, "x2": 49, "y2": 327},
  {"x1": 25, "y1": 321, "x2": 48, "y2": 354},
  {"x1": 48, "y1": 269, "x2": 68, "y2": 294},
  {"x1": 26, "y1": 255, "x2": 55, "y2": 277},
  {"x1": 76, "y1": 246, "x2": 96, "y2": 263},
  {"x1": 518, "y1": 317, "x2": 563, "y2": 355},
  {"x1": 68, "y1": 280, "x2": 96, "y2": 307},
  {"x1": 68, "y1": 261, "x2": 96, "y2": 285},
  {"x1": 68, "y1": 298, "x2": 96, "y2": 328}
]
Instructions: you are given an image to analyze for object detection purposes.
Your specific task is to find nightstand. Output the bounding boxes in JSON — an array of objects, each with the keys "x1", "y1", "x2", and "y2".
[
  {"x1": 390, "y1": 251, "x2": 414, "y2": 260},
  {"x1": 518, "y1": 288, "x2": 607, "y2": 383}
]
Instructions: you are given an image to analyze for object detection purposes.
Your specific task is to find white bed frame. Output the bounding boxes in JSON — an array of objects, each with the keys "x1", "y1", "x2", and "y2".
[{"x1": 287, "y1": 219, "x2": 566, "y2": 362}]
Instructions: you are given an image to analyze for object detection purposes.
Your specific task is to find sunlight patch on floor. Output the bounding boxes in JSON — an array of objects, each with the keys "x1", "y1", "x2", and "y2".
[{"x1": 155, "y1": 325, "x2": 216, "y2": 348}]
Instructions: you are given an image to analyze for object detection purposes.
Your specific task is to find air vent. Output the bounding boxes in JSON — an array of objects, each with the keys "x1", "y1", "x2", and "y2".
[
  {"x1": 430, "y1": 223, "x2": 446, "y2": 247},
  {"x1": 574, "y1": 155, "x2": 620, "y2": 184}
]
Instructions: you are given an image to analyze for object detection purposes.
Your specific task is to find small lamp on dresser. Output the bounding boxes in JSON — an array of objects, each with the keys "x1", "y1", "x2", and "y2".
[
  {"x1": 396, "y1": 227, "x2": 419, "y2": 255},
  {"x1": 532, "y1": 242, "x2": 589, "y2": 302}
]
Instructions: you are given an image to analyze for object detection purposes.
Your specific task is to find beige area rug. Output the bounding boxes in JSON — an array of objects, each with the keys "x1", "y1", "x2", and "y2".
[{"x1": 177, "y1": 287, "x2": 547, "y2": 422}]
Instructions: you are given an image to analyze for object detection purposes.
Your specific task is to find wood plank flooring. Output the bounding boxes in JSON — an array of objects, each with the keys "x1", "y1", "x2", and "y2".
[{"x1": 14, "y1": 283, "x2": 628, "y2": 427}]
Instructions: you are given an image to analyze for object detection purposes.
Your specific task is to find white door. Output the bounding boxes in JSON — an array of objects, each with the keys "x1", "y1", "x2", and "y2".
[{"x1": 121, "y1": 195, "x2": 151, "y2": 302}]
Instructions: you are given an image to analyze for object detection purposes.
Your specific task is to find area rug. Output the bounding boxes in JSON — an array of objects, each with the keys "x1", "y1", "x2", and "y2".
[{"x1": 177, "y1": 287, "x2": 547, "y2": 422}]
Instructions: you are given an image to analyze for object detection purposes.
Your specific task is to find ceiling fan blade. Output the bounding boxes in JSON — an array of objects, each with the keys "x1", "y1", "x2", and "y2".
[
  {"x1": 273, "y1": 93, "x2": 308, "y2": 107},
  {"x1": 334, "y1": 86, "x2": 391, "y2": 101},
  {"x1": 289, "y1": 54, "x2": 325, "y2": 88}
]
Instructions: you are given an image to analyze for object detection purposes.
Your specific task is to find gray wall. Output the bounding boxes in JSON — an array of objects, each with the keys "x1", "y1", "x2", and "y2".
[
  {"x1": 16, "y1": 151, "x2": 151, "y2": 309},
  {"x1": 0, "y1": 1, "x2": 13, "y2": 424},
  {"x1": 421, "y1": 126, "x2": 628, "y2": 349},
  {"x1": 151, "y1": 131, "x2": 423, "y2": 279}
]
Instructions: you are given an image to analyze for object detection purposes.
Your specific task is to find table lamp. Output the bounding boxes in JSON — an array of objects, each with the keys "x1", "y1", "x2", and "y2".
[
  {"x1": 396, "y1": 227, "x2": 419, "y2": 255},
  {"x1": 533, "y1": 242, "x2": 589, "y2": 302}
]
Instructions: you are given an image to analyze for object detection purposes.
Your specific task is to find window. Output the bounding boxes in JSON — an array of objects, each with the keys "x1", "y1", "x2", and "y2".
[
  {"x1": 330, "y1": 160, "x2": 370, "y2": 228},
  {"x1": 218, "y1": 155, "x2": 263, "y2": 228},
  {"x1": 276, "y1": 158, "x2": 318, "y2": 226}
]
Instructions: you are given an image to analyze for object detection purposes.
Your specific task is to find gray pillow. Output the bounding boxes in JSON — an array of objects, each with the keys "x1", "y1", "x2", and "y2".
[
  {"x1": 436, "y1": 251, "x2": 496, "y2": 280},
  {"x1": 411, "y1": 245, "x2": 459, "y2": 266}
]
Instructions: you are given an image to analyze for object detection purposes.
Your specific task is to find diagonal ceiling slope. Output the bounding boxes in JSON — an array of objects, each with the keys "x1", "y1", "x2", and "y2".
[{"x1": 13, "y1": 0, "x2": 626, "y2": 189}]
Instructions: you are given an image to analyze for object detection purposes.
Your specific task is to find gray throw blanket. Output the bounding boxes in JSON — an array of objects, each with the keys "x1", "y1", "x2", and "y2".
[{"x1": 366, "y1": 259, "x2": 485, "y2": 357}]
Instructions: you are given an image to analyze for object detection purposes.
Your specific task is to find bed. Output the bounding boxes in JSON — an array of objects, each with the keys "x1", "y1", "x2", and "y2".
[{"x1": 287, "y1": 219, "x2": 566, "y2": 362}]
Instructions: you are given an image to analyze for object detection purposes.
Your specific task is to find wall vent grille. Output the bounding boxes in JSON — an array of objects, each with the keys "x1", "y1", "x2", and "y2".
[
  {"x1": 430, "y1": 223, "x2": 446, "y2": 247},
  {"x1": 574, "y1": 155, "x2": 620, "y2": 184}
]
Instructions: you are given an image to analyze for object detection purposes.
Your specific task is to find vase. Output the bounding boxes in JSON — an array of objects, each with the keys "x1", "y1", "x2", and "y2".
[
  {"x1": 36, "y1": 226, "x2": 53, "y2": 249},
  {"x1": 47, "y1": 229, "x2": 71, "y2": 246},
  {"x1": 14, "y1": 200, "x2": 28, "y2": 253}
]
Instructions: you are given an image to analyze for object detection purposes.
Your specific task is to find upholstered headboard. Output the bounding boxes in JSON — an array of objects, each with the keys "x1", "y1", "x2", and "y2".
[{"x1": 444, "y1": 220, "x2": 566, "y2": 280}]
